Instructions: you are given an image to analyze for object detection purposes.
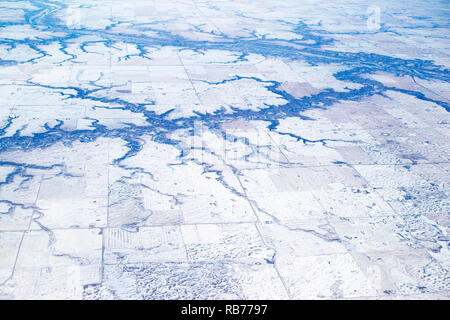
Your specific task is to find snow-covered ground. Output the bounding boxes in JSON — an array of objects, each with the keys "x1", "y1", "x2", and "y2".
[{"x1": 0, "y1": 0, "x2": 449, "y2": 299}]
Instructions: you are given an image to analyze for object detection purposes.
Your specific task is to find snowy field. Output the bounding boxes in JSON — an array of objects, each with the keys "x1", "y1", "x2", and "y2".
[{"x1": 0, "y1": 0, "x2": 449, "y2": 299}]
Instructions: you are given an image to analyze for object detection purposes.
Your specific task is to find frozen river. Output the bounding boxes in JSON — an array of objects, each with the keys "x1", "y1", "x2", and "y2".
[{"x1": 0, "y1": 0, "x2": 449, "y2": 299}]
